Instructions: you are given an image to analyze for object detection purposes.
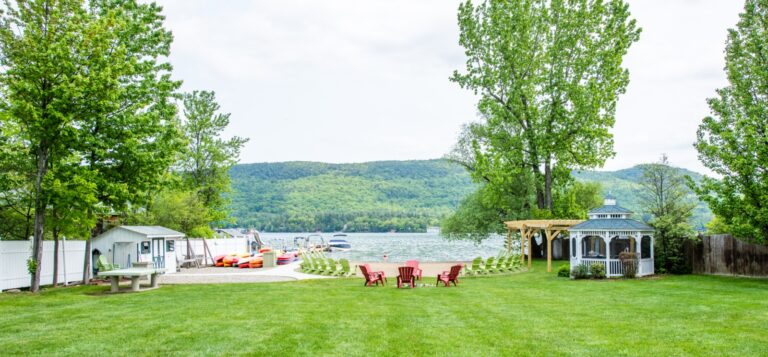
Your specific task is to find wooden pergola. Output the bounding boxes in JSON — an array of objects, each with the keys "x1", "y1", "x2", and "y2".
[{"x1": 504, "y1": 220, "x2": 584, "y2": 272}]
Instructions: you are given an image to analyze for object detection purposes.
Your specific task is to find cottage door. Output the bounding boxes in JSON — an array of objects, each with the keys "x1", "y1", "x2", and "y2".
[{"x1": 152, "y1": 238, "x2": 165, "y2": 268}]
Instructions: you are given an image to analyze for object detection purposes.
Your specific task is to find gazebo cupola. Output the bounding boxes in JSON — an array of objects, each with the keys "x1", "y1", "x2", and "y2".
[{"x1": 568, "y1": 196, "x2": 655, "y2": 277}]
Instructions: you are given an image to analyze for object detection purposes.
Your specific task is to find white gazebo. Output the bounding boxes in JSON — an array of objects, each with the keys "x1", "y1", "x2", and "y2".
[{"x1": 569, "y1": 196, "x2": 655, "y2": 277}]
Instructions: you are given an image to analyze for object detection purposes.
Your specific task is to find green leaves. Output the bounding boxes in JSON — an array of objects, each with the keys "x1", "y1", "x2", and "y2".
[
  {"x1": 693, "y1": 0, "x2": 768, "y2": 242},
  {"x1": 447, "y1": 0, "x2": 639, "y2": 238},
  {"x1": 177, "y1": 90, "x2": 249, "y2": 224}
]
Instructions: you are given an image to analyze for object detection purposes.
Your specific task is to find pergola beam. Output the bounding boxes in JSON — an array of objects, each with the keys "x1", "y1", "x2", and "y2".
[{"x1": 504, "y1": 220, "x2": 584, "y2": 272}]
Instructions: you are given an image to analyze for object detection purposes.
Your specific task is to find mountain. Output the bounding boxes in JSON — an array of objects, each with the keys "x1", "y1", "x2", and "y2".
[
  {"x1": 227, "y1": 160, "x2": 712, "y2": 232},
  {"x1": 227, "y1": 160, "x2": 475, "y2": 232}
]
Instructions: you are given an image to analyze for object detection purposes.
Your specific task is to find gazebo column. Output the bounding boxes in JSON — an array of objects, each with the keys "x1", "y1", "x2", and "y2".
[
  {"x1": 650, "y1": 235, "x2": 655, "y2": 273},
  {"x1": 575, "y1": 233, "x2": 581, "y2": 263},
  {"x1": 605, "y1": 234, "x2": 613, "y2": 277}
]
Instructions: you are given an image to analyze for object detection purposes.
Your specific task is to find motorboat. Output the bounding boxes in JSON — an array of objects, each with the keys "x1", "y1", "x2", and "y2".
[{"x1": 329, "y1": 234, "x2": 352, "y2": 251}]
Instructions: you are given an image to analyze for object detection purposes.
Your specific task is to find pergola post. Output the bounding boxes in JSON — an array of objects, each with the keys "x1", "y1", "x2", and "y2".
[
  {"x1": 519, "y1": 228, "x2": 525, "y2": 264},
  {"x1": 545, "y1": 228, "x2": 562, "y2": 273},
  {"x1": 527, "y1": 230, "x2": 532, "y2": 269}
]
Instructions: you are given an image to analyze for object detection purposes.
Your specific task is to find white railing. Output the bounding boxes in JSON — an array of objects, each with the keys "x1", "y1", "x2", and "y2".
[
  {"x1": 576, "y1": 257, "x2": 654, "y2": 277},
  {"x1": 580, "y1": 258, "x2": 605, "y2": 271},
  {"x1": 639, "y1": 258, "x2": 654, "y2": 276}
]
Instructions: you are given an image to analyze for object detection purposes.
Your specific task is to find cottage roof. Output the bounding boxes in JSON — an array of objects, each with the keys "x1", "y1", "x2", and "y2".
[{"x1": 119, "y1": 226, "x2": 185, "y2": 238}]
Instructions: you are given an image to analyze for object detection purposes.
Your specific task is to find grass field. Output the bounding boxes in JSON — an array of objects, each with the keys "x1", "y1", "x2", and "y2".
[{"x1": 1, "y1": 260, "x2": 766, "y2": 356}]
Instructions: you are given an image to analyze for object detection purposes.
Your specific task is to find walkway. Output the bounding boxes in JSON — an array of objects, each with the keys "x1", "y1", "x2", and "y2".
[{"x1": 160, "y1": 261, "x2": 335, "y2": 284}]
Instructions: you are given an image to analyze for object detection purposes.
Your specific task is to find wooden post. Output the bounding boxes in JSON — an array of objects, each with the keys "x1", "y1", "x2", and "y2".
[
  {"x1": 506, "y1": 229, "x2": 512, "y2": 254},
  {"x1": 527, "y1": 230, "x2": 532, "y2": 269},
  {"x1": 546, "y1": 230, "x2": 552, "y2": 272},
  {"x1": 520, "y1": 229, "x2": 525, "y2": 264}
]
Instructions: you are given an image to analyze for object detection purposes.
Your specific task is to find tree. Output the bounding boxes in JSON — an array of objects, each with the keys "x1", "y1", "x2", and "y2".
[
  {"x1": 639, "y1": 155, "x2": 695, "y2": 274},
  {"x1": 131, "y1": 190, "x2": 214, "y2": 238},
  {"x1": 451, "y1": 0, "x2": 640, "y2": 214},
  {"x1": 0, "y1": 0, "x2": 182, "y2": 291},
  {"x1": 178, "y1": 90, "x2": 248, "y2": 223},
  {"x1": 693, "y1": 0, "x2": 768, "y2": 243},
  {"x1": 451, "y1": 0, "x2": 640, "y2": 210}
]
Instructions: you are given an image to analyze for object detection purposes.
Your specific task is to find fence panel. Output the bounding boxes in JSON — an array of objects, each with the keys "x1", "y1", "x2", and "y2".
[
  {"x1": 1, "y1": 240, "x2": 86, "y2": 291},
  {"x1": 687, "y1": 235, "x2": 768, "y2": 277}
]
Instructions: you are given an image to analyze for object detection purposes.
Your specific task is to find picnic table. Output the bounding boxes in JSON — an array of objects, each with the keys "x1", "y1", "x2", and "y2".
[{"x1": 98, "y1": 267, "x2": 166, "y2": 292}]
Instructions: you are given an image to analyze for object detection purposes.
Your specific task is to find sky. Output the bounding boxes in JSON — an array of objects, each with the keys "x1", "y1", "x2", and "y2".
[{"x1": 159, "y1": 0, "x2": 745, "y2": 174}]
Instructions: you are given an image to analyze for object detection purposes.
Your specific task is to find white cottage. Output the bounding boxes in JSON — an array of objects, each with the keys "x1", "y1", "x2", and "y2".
[
  {"x1": 91, "y1": 226, "x2": 184, "y2": 274},
  {"x1": 569, "y1": 196, "x2": 655, "y2": 277}
]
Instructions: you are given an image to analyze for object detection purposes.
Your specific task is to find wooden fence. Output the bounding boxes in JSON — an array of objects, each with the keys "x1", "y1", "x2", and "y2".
[{"x1": 685, "y1": 234, "x2": 768, "y2": 277}]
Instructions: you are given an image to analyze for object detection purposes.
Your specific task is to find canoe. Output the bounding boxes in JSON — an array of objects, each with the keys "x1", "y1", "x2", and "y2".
[{"x1": 249, "y1": 258, "x2": 264, "y2": 268}]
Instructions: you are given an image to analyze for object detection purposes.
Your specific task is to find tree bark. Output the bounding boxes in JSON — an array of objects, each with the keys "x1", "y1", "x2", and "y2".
[
  {"x1": 82, "y1": 237, "x2": 91, "y2": 284},
  {"x1": 52, "y1": 226, "x2": 59, "y2": 287},
  {"x1": 30, "y1": 148, "x2": 49, "y2": 293},
  {"x1": 544, "y1": 161, "x2": 553, "y2": 210}
]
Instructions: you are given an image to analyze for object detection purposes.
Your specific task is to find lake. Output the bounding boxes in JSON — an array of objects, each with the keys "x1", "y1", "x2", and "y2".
[{"x1": 258, "y1": 232, "x2": 506, "y2": 262}]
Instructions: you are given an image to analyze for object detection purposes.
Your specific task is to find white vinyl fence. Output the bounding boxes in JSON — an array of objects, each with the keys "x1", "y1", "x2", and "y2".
[{"x1": 0, "y1": 240, "x2": 86, "y2": 291}]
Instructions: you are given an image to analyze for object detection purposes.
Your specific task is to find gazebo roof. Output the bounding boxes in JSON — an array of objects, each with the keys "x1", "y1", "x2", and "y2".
[
  {"x1": 588, "y1": 205, "x2": 633, "y2": 214},
  {"x1": 570, "y1": 219, "x2": 653, "y2": 231},
  {"x1": 504, "y1": 220, "x2": 584, "y2": 230}
]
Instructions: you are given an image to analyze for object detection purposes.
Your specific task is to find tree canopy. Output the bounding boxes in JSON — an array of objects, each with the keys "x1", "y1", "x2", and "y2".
[
  {"x1": 0, "y1": 0, "x2": 181, "y2": 291},
  {"x1": 693, "y1": 0, "x2": 768, "y2": 242},
  {"x1": 445, "y1": 0, "x2": 639, "y2": 241}
]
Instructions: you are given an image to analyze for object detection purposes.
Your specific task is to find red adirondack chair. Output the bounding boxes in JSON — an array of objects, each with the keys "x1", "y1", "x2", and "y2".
[
  {"x1": 397, "y1": 266, "x2": 416, "y2": 289},
  {"x1": 362, "y1": 264, "x2": 387, "y2": 283},
  {"x1": 437, "y1": 264, "x2": 463, "y2": 287},
  {"x1": 405, "y1": 260, "x2": 423, "y2": 280},
  {"x1": 359, "y1": 264, "x2": 385, "y2": 287}
]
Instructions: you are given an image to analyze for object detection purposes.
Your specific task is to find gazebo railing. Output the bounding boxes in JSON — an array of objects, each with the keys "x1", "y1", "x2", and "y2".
[{"x1": 578, "y1": 258, "x2": 654, "y2": 277}]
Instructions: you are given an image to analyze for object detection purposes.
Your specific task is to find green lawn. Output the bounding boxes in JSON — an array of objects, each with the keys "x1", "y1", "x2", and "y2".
[{"x1": 1, "y1": 261, "x2": 767, "y2": 356}]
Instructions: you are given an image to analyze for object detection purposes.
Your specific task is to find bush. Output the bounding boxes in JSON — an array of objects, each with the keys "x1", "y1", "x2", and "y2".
[
  {"x1": 590, "y1": 263, "x2": 606, "y2": 279},
  {"x1": 571, "y1": 263, "x2": 590, "y2": 279},
  {"x1": 557, "y1": 264, "x2": 570, "y2": 277},
  {"x1": 619, "y1": 251, "x2": 638, "y2": 278}
]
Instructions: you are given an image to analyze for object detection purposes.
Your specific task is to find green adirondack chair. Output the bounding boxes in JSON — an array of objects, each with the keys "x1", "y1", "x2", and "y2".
[
  {"x1": 96, "y1": 255, "x2": 119, "y2": 272},
  {"x1": 495, "y1": 255, "x2": 508, "y2": 272},
  {"x1": 337, "y1": 258, "x2": 354, "y2": 277},
  {"x1": 464, "y1": 257, "x2": 483, "y2": 276},
  {"x1": 505, "y1": 255, "x2": 520, "y2": 272},
  {"x1": 481, "y1": 256, "x2": 496, "y2": 274},
  {"x1": 310, "y1": 255, "x2": 325, "y2": 274},
  {"x1": 300, "y1": 256, "x2": 314, "y2": 273},
  {"x1": 324, "y1": 258, "x2": 339, "y2": 275}
]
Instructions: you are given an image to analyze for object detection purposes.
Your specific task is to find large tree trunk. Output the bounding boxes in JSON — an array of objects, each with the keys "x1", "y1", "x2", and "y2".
[
  {"x1": 82, "y1": 237, "x2": 92, "y2": 284},
  {"x1": 52, "y1": 226, "x2": 59, "y2": 287},
  {"x1": 30, "y1": 148, "x2": 49, "y2": 293},
  {"x1": 544, "y1": 161, "x2": 553, "y2": 210}
]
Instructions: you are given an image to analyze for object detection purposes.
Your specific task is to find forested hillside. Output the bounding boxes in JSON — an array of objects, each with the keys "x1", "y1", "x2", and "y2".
[
  {"x1": 227, "y1": 160, "x2": 712, "y2": 232},
  {"x1": 227, "y1": 160, "x2": 475, "y2": 232}
]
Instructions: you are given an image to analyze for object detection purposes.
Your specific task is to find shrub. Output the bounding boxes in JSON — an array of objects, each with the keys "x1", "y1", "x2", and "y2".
[
  {"x1": 557, "y1": 264, "x2": 570, "y2": 277},
  {"x1": 571, "y1": 263, "x2": 590, "y2": 279},
  {"x1": 590, "y1": 263, "x2": 606, "y2": 279},
  {"x1": 619, "y1": 251, "x2": 638, "y2": 278}
]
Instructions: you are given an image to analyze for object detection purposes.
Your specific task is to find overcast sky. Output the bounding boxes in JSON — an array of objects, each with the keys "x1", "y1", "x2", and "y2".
[{"x1": 159, "y1": 0, "x2": 745, "y2": 174}]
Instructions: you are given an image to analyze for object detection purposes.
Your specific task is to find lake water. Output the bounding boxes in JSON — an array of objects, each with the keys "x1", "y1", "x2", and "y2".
[{"x1": 258, "y1": 232, "x2": 506, "y2": 262}]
